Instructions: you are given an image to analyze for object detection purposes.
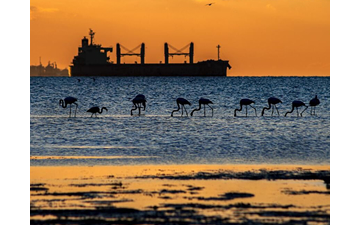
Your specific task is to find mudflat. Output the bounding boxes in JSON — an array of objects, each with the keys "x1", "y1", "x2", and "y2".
[{"x1": 30, "y1": 164, "x2": 330, "y2": 224}]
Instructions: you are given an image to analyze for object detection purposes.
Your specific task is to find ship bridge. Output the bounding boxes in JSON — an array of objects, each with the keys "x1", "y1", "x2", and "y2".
[{"x1": 72, "y1": 29, "x2": 113, "y2": 65}]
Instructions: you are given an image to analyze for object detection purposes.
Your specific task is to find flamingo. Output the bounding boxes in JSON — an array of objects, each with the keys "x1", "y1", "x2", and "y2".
[
  {"x1": 131, "y1": 94, "x2": 146, "y2": 116},
  {"x1": 190, "y1": 97, "x2": 213, "y2": 117},
  {"x1": 284, "y1": 100, "x2": 308, "y2": 117},
  {"x1": 309, "y1": 95, "x2": 320, "y2": 116},
  {"x1": 261, "y1": 97, "x2": 282, "y2": 116},
  {"x1": 171, "y1": 98, "x2": 191, "y2": 117},
  {"x1": 59, "y1": 96, "x2": 78, "y2": 117},
  {"x1": 234, "y1": 99, "x2": 257, "y2": 117},
  {"x1": 87, "y1": 106, "x2": 108, "y2": 117},
  {"x1": 205, "y1": 3, "x2": 214, "y2": 6}
]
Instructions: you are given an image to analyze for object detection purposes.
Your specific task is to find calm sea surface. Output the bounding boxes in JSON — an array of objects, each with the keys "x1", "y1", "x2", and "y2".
[{"x1": 30, "y1": 76, "x2": 330, "y2": 166}]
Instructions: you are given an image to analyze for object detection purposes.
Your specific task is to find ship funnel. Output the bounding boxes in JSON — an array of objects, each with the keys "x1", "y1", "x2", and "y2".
[{"x1": 82, "y1": 37, "x2": 89, "y2": 47}]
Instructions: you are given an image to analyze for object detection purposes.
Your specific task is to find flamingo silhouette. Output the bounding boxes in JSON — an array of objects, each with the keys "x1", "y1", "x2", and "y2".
[
  {"x1": 234, "y1": 99, "x2": 257, "y2": 117},
  {"x1": 59, "y1": 96, "x2": 78, "y2": 117},
  {"x1": 261, "y1": 97, "x2": 282, "y2": 116},
  {"x1": 284, "y1": 100, "x2": 308, "y2": 117},
  {"x1": 87, "y1": 106, "x2": 108, "y2": 117},
  {"x1": 131, "y1": 94, "x2": 146, "y2": 116},
  {"x1": 309, "y1": 95, "x2": 320, "y2": 116},
  {"x1": 171, "y1": 98, "x2": 191, "y2": 117},
  {"x1": 190, "y1": 97, "x2": 213, "y2": 117}
]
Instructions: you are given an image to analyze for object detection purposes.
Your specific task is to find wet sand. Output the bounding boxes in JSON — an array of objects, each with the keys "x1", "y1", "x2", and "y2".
[{"x1": 30, "y1": 164, "x2": 329, "y2": 224}]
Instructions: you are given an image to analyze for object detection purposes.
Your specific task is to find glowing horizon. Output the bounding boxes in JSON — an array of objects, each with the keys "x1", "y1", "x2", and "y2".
[{"x1": 30, "y1": 0, "x2": 330, "y2": 76}]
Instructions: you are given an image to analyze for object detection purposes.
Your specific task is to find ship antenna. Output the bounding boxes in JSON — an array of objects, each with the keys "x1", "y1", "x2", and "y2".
[
  {"x1": 89, "y1": 29, "x2": 95, "y2": 45},
  {"x1": 216, "y1": 45, "x2": 221, "y2": 60}
]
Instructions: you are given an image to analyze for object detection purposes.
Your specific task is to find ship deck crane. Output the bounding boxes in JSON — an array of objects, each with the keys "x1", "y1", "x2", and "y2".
[
  {"x1": 164, "y1": 43, "x2": 194, "y2": 64},
  {"x1": 117, "y1": 43, "x2": 145, "y2": 64}
]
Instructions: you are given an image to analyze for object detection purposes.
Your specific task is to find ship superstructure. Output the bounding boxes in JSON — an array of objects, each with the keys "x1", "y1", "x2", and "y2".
[
  {"x1": 72, "y1": 29, "x2": 113, "y2": 66},
  {"x1": 70, "y1": 29, "x2": 231, "y2": 77}
]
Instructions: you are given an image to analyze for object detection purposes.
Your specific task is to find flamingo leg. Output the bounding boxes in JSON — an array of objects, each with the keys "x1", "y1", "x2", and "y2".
[
  {"x1": 208, "y1": 105, "x2": 213, "y2": 117},
  {"x1": 138, "y1": 103, "x2": 141, "y2": 115},
  {"x1": 250, "y1": 105, "x2": 257, "y2": 116},
  {"x1": 296, "y1": 107, "x2": 299, "y2": 117},
  {"x1": 311, "y1": 106, "x2": 316, "y2": 116},
  {"x1": 245, "y1": 106, "x2": 248, "y2": 117},
  {"x1": 204, "y1": 104, "x2": 206, "y2": 117},
  {"x1": 69, "y1": 104, "x2": 72, "y2": 117},
  {"x1": 300, "y1": 106, "x2": 308, "y2": 117},
  {"x1": 184, "y1": 106, "x2": 188, "y2": 116},
  {"x1": 271, "y1": 105, "x2": 274, "y2": 116},
  {"x1": 181, "y1": 105, "x2": 184, "y2": 116},
  {"x1": 275, "y1": 105, "x2": 280, "y2": 116},
  {"x1": 74, "y1": 103, "x2": 78, "y2": 118}
]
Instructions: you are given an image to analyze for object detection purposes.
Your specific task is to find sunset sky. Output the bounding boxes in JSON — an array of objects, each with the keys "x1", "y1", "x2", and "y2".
[{"x1": 30, "y1": 0, "x2": 330, "y2": 76}]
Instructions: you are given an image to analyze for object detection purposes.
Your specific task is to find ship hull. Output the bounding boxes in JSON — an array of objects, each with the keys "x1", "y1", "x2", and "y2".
[{"x1": 70, "y1": 60, "x2": 230, "y2": 77}]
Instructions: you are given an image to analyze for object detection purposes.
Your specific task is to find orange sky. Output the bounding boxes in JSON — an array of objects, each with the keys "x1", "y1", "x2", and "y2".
[{"x1": 30, "y1": 0, "x2": 329, "y2": 76}]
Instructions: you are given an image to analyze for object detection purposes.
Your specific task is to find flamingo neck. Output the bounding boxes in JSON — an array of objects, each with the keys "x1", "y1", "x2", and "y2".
[
  {"x1": 284, "y1": 106, "x2": 295, "y2": 117},
  {"x1": 261, "y1": 104, "x2": 271, "y2": 116},
  {"x1": 60, "y1": 100, "x2": 67, "y2": 108},
  {"x1": 171, "y1": 103, "x2": 181, "y2": 116},
  {"x1": 190, "y1": 103, "x2": 202, "y2": 116}
]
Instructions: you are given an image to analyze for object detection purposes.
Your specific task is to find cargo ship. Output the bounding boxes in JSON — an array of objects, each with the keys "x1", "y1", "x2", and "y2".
[{"x1": 70, "y1": 29, "x2": 231, "y2": 77}]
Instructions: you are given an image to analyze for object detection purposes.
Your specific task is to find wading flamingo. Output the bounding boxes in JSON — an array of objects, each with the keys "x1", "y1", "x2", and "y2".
[
  {"x1": 59, "y1": 96, "x2": 78, "y2": 117},
  {"x1": 309, "y1": 95, "x2": 320, "y2": 116},
  {"x1": 261, "y1": 97, "x2": 282, "y2": 116},
  {"x1": 171, "y1": 98, "x2": 191, "y2": 117},
  {"x1": 87, "y1": 106, "x2": 108, "y2": 117},
  {"x1": 131, "y1": 94, "x2": 146, "y2": 116},
  {"x1": 190, "y1": 97, "x2": 213, "y2": 117},
  {"x1": 284, "y1": 100, "x2": 308, "y2": 117},
  {"x1": 234, "y1": 99, "x2": 257, "y2": 117}
]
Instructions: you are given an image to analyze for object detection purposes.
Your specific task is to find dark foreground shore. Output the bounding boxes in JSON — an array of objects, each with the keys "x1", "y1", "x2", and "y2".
[{"x1": 30, "y1": 165, "x2": 330, "y2": 224}]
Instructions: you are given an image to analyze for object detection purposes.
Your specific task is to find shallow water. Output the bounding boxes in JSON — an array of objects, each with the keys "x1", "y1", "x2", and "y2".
[
  {"x1": 30, "y1": 165, "x2": 330, "y2": 224},
  {"x1": 30, "y1": 76, "x2": 330, "y2": 166}
]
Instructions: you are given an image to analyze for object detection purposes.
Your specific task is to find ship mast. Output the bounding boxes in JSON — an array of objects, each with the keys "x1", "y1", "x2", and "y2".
[
  {"x1": 216, "y1": 45, "x2": 221, "y2": 60},
  {"x1": 89, "y1": 29, "x2": 95, "y2": 45}
]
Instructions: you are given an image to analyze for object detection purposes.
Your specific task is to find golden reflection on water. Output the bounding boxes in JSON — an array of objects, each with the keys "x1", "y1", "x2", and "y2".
[{"x1": 31, "y1": 165, "x2": 330, "y2": 223}]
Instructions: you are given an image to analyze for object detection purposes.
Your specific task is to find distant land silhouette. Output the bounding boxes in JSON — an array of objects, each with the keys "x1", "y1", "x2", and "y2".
[{"x1": 30, "y1": 61, "x2": 69, "y2": 77}]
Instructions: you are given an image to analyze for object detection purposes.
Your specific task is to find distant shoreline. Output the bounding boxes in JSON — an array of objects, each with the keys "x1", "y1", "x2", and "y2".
[{"x1": 30, "y1": 75, "x2": 69, "y2": 77}]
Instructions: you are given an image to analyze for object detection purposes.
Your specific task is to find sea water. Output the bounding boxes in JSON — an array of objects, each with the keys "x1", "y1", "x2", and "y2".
[{"x1": 30, "y1": 76, "x2": 330, "y2": 166}]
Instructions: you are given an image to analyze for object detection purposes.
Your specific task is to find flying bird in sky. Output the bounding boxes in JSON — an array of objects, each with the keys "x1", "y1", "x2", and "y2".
[{"x1": 205, "y1": 3, "x2": 214, "y2": 6}]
